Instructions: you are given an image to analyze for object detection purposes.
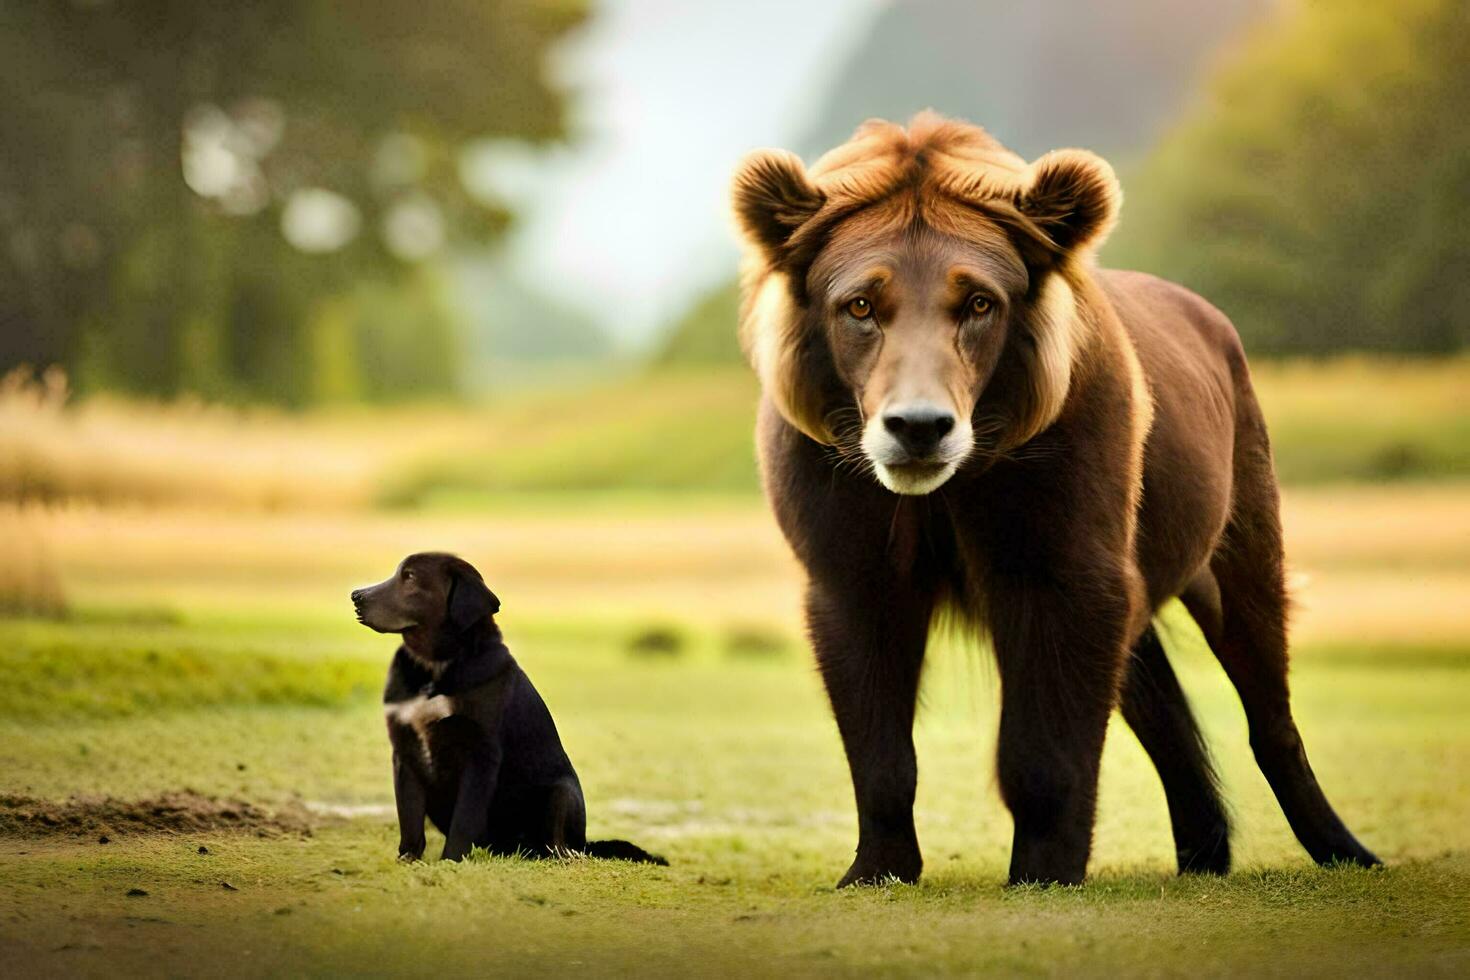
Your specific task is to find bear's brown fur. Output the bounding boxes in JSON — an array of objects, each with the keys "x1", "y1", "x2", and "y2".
[{"x1": 732, "y1": 113, "x2": 1378, "y2": 886}]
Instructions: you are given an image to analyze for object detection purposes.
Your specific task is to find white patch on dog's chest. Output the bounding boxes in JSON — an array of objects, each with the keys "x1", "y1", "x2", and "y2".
[{"x1": 384, "y1": 694, "x2": 455, "y2": 741}]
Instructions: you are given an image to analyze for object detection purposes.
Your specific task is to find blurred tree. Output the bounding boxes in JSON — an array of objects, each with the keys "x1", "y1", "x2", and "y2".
[
  {"x1": 1107, "y1": 0, "x2": 1470, "y2": 354},
  {"x1": 0, "y1": 0, "x2": 586, "y2": 403}
]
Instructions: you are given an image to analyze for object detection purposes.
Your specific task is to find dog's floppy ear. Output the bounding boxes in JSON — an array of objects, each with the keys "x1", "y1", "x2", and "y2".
[
  {"x1": 445, "y1": 559, "x2": 499, "y2": 632},
  {"x1": 731, "y1": 149, "x2": 825, "y2": 257}
]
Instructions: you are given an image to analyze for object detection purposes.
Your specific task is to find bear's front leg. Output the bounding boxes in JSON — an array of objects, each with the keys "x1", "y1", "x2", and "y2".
[
  {"x1": 807, "y1": 580, "x2": 934, "y2": 887},
  {"x1": 989, "y1": 571, "x2": 1135, "y2": 885}
]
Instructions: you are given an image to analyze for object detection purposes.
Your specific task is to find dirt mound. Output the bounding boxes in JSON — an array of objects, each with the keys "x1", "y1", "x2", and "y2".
[{"x1": 0, "y1": 791, "x2": 313, "y2": 839}]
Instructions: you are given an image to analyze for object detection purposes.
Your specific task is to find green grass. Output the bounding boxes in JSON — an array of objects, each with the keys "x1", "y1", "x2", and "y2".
[
  {"x1": 1252, "y1": 357, "x2": 1470, "y2": 484},
  {"x1": 2, "y1": 600, "x2": 1467, "y2": 975},
  {"x1": 377, "y1": 357, "x2": 1470, "y2": 508},
  {"x1": 7, "y1": 358, "x2": 1467, "y2": 518},
  {"x1": 3, "y1": 833, "x2": 1464, "y2": 977},
  {"x1": 0, "y1": 613, "x2": 380, "y2": 719},
  {"x1": 375, "y1": 370, "x2": 765, "y2": 507}
]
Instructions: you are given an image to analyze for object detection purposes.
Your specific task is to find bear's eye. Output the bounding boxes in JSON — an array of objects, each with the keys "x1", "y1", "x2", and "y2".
[
  {"x1": 846, "y1": 297, "x2": 873, "y2": 320},
  {"x1": 968, "y1": 294, "x2": 993, "y2": 317},
  {"x1": 402, "y1": 568, "x2": 415, "y2": 582}
]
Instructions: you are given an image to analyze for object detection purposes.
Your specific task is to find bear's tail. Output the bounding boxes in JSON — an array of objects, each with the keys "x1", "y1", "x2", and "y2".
[{"x1": 583, "y1": 839, "x2": 669, "y2": 865}]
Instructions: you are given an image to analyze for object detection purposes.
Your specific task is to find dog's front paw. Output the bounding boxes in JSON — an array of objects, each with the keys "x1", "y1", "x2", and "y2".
[{"x1": 836, "y1": 841, "x2": 922, "y2": 888}]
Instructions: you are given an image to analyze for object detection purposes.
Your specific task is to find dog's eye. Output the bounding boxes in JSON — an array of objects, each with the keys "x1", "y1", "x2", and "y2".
[
  {"x1": 846, "y1": 297, "x2": 872, "y2": 320},
  {"x1": 968, "y1": 294, "x2": 993, "y2": 317}
]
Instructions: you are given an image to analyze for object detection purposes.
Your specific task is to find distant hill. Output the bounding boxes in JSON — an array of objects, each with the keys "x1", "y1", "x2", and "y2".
[
  {"x1": 455, "y1": 254, "x2": 615, "y2": 390},
  {"x1": 653, "y1": 281, "x2": 743, "y2": 367},
  {"x1": 797, "y1": 0, "x2": 1271, "y2": 162},
  {"x1": 655, "y1": 0, "x2": 1270, "y2": 364}
]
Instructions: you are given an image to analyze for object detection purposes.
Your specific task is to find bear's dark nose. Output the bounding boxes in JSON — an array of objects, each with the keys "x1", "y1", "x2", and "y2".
[
  {"x1": 883, "y1": 408, "x2": 955, "y2": 458},
  {"x1": 350, "y1": 589, "x2": 365, "y2": 604}
]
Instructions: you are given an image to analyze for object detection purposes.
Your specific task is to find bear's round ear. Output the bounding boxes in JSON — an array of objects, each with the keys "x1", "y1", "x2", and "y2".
[
  {"x1": 1018, "y1": 149, "x2": 1121, "y2": 257},
  {"x1": 731, "y1": 150, "x2": 825, "y2": 258}
]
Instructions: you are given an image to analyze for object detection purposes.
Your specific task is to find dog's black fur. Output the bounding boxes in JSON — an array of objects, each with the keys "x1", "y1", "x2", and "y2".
[{"x1": 352, "y1": 552, "x2": 667, "y2": 865}]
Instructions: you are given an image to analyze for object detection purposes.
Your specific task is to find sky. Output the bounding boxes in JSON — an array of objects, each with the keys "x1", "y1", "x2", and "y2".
[{"x1": 465, "y1": 0, "x2": 888, "y2": 350}]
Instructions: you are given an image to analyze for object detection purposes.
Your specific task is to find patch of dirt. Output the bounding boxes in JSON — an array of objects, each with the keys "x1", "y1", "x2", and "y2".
[{"x1": 0, "y1": 791, "x2": 313, "y2": 839}]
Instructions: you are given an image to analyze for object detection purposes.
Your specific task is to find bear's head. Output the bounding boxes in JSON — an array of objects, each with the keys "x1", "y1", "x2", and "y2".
[{"x1": 731, "y1": 112, "x2": 1120, "y2": 494}]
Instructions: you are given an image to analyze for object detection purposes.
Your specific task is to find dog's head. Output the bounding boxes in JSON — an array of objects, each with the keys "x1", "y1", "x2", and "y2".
[
  {"x1": 352, "y1": 553, "x2": 500, "y2": 649},
  {"x1": 732, "y1": 112, "x2": 1119, "y2": 494}
]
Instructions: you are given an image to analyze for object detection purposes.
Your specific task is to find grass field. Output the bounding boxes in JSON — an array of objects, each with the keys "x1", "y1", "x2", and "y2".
[
  {"x1": 2, "y1": 606, "x2": 1468, "y2": 975},
  {"x1": 1, "y1": 361, "x2": 1468, "y2": 975},
  {"x1": 3, "y1": 487, "x2": 1469, "y2": 975}
]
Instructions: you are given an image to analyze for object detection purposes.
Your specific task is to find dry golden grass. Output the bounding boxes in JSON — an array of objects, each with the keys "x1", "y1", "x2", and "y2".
[
  {"x1": 7, "y1": 358, "x2": 1466, "y2": 511},
  {"x1": 26, "y1": 481, "x2": 1470, "y2": 647},
  {"x1": 4, "y1": 359, "x2": 1466, "y2": 644},
  {"x1": 0, "y1": 367, "x2": 481, "y2": 510},
  {"x1": 1252, "y1": 356, "x2": 1467, "y2": 432},
  {"x1": 1250, "y1": 356, "x2": 1470, "y2": 483},
  {"x1": 1282, "y1": 483, "x2": 1470, "y2": 645},
  {"x1": 1283, "y1": 482, "x2": 1470, "y2": 569},
  {"x1": 30, "y1": 503, "x2": 805, "y2": 627},
  {"x1": 0, "y1": 503, "x2": 66, "y2": 616}
]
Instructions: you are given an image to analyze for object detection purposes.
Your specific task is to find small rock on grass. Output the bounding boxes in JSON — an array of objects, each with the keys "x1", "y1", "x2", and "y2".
[{"x1": 126, "y1": 888, "x2": 148, "y2": 897}]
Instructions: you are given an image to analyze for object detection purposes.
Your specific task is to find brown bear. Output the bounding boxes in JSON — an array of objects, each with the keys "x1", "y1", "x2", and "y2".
[{"x1": 730, "y1": 112, "x2": 1379, "y2": 887}]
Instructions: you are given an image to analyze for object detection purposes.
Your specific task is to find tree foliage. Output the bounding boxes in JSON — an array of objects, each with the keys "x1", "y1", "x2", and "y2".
[
  {"x1": 0, "y1": 0, "x2": 585, "y2": 402},
  {"x1": 1106, "y1": 0, "x2": 1470, "y2": 354},
  {"x1": 658, "y1": 1, "x2": 1466, "y2": 364}
]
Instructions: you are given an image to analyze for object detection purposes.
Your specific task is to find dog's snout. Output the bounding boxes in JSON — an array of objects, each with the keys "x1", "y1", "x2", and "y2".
[{"x1": 882, "y1": 407, "x2": 955, "y2": 457}]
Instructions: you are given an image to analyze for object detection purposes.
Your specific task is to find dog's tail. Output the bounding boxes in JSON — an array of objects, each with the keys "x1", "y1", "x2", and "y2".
[{"x1": 583, "y1": 839, "x2": 669, "y2": 865}]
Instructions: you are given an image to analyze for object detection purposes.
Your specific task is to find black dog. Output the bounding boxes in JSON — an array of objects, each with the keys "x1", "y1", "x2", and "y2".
[{"x1": 352, "y1": 552, "x2": 666, "y2": 865}]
